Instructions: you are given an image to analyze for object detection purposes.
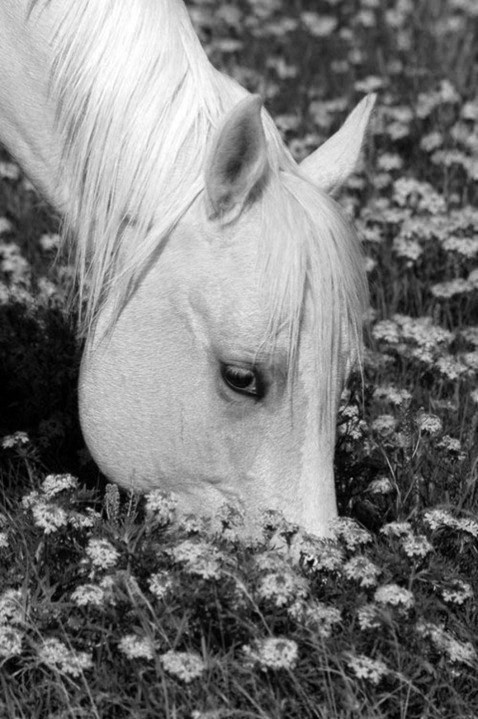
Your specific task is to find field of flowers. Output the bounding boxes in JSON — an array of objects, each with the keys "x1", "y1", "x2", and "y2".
[{"x1": 1, "y1": 0, "x2": 478, "y2": 717}]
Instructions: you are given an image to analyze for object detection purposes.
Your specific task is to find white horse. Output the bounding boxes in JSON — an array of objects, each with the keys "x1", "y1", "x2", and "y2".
[{"x1": 0, "y1": 0, "x2": 374, "y2": 535}]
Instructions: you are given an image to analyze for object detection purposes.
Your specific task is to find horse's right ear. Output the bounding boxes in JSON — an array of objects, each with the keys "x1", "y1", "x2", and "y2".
[
  {"x1": 300, "y1": 94, "x2": 376, "y2": 195},
  {"x1": 204, "y1": 95, "x2": 269, "y2": 222}
]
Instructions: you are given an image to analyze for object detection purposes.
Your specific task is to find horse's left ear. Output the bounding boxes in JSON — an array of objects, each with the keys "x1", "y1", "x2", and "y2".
[
  {"x1": 204, "y1": 95, "x2": 269, "y2": 221},
  {"x1": 300, "y1": 94, "x2": 376, "y2": 195}
]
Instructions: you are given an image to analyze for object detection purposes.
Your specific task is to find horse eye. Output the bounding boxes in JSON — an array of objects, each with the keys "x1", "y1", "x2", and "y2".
[{"x1": 222, "y1": 365, "x2": 261, "y2": 397}]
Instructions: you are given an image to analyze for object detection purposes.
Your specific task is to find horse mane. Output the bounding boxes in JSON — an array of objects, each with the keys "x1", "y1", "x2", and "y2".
[{"x1": 38, "y1": 0, "x2": 367, "y2": 423}]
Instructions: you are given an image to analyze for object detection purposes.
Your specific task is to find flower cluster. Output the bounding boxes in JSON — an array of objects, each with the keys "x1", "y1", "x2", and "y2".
[
  {"x1": 243, "y1": 637, "x2": 299, "y2": 671},
  {"x1": 37, "y1": 637, "x2": 93, "y2": 677}
]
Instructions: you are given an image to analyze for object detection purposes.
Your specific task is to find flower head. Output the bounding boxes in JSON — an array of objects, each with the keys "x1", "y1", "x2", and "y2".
[
  {"x1": 0, "y1": 625, "x2": 23, "y2": 658},
  {"x1": 1, "y1": 431, "x2": 29, "y2": 449},
  {"x1": 374, "y1": 584, "x2": 414, "y2": 610},
  {"x1": 417, "y1": 622, "x2": 476, "y2": 665},
  {"x1": 41, "y1": 474, "x2": 78, "y2": 498},
  {"x1": 71, "y1": 584, "x2": 106, "y2": 607},
  {"x1": 145, "y1": 490, "x2": 177, "y2": 525},
  {"x1": 416, "y1": 413, "x2": 443, "y2": 436},
  {"x1": 38, "y1": 638, "x2": 93, "y2": 676},
  {"x1": 149, "y1": 571, "x2": 174, "y2": 600},
  {"x1": 357, "y1": 603, "x2": 381, "y2": 630},
  {"x1": 256, "y1": 571, "x2": 308, "y2": 607},
  {"x1": 441, "y1": 580, "x2": 473, "y2": 605},
  {"x1": 346, "y1": 653, "x2": 388, "y2": 684},
  {"x1": 243, "y1": 637, "x2": 298, "y2": 670},
  {"x1": 161, "y1": 650, "x2": 206, "y2": 682},
  {"x1": 118, "y1": 634, "x2": 155, "y2": 660},
  {"x1": 86, "y1": 538, "x2": 120, "y2": 570},
  {"x1": 299, "y1": 537, "x2": 345, "y2": 573},
  {"x1": 0, "y1": 589, "x2": 24, "y2": 625},
  {"x1": 170, "y1": 540, "x2": 223, "y2": 579},
  {"x1": 344, "y1": 556, "x2": 381, "y2": 587},
  {"x1": 401, "y1": 534, "x2": 433, "y2": 559},
  {"x1": 329, "y1": 517, "x2": 372, "y2": 550},
  {"x1": 32, "y1": 502, "x2": 68, "y2": 534},
  {"x1": 289, "y1": 601, "x2": 341, "y2": 638},
  {"x1": 381, "y1": 521, "x2": 412, "y2": 538}
]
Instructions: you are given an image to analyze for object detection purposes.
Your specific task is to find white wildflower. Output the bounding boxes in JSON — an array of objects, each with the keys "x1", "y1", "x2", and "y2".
[
  {"x1": 161, "y1": 650, "x2": 206, "y2": 682},
  {"x1": 71, "y1": 584, "x2": 105, "y2": 607},
  {"x1": 170, "y1": 540, "x2": 223, "y2": 579},
  {"x1": 0, "y1": 589, "x2": 24, "y2": 625},
  {"x1": 118, "y1": 634, "x2": 155, "y2": 660},
  {"x1": 289, "y1": 601, "x2": 341, "y2": 638},
  {"x1": 38, "y1": 233, "x2": 60, "y2": 252},
  {"x1": 437, "y1": 435, "x2": 466, "y2": 459},
  {"x1": 346, "y1": 653, "x2": 388, "y2": 684},
  {"x1": 0, "y1": 217, "x2": 13, "y2": 235},
  {"x1": 243, "y1": 637, "x2": 298, "y2": 670},
  {"x1": 442, "y1": 236, "x2": 478, "y2": 258},
  {"x1": 38, "y1": 637, "x2": 93, "y2": 676},
  {"x1": 393, "y1": 236, "x2": 423, "y2": 263},
  {"x1": 344, "y1": 556, "x2": 381, "y2": 587},
  {"x1": 86, "y1": 538, "x2": 120, "y2": 570},
  {"x1": 441, "y1": 579, "x2": 473, "y2": 605},
  {"x1": 367, "y1": 477, "x2": 394, "y2": 494},
  {"x1": 0, "y1": 625, "x2": 23, "y2": 658},
  {"x1": 69, "y1": 508, "x2": 101, "y2": 530},
  {"x1": 329, "y1": 517, "x2": 372, "y2": 550},
  {"x1": 377, "y1": 153, "x2": 403, "y2": 171},
  {"x1": 145, "y1": 490, "x2": 177, "y2": 525},
  {"x1": 300, "y1": 11, "x2": 337, "y2": 37},
  {"x1": 32, "y1": 502, "x2": 68, "y2": 534},
  {"x1": 374, "y1": 385, "x2": 412, "y2": 406},
  {"x1": 417, "y1": 622, "x2": 476, "y2": 665},
  {"x1": 374, "y1": 584, "x2": 414, "y2": 610},
  {"x1": 468, "y1": 268, "x2": 478, "y2": 288},
  {"x1": 460, "y1": 326, "x2": 478, "y2": 347},
  {"x1": 254, "y1": 551, "x2": 290, "y2": 574},
  {"x1": 41, "y1": 474, "x2": 78, "y2": 498},
  {"x1": 21, "y1": 491, "x2": 40, "y2": 510},
  {"x1": 299, "y1": 537, "x2": 344, "y2": 573},
  {"x1": 435, "y1": 355, "x2": 470, "y2": 380},
  {"x1": 462, "y1": 350, "x2": 478, "y2": 371},
  {"x1": 149, "y1": 572, "x2": 174, "y2": 600},
  {"x1": 381, "y1": 521, "x2": 412, "y2": 538},
  {"x1": 256, "y1": 571, "x2": 308, "y2": 608},
  {"x1": 372, "y1": 319, "x2": 400, "y2": 344},
  {"x1": 431, "y1": 279, "x2": 473, "y2": 299},
  {"x1": 416, "y1": 413, "x2": 443, "y2": 436},
  {"x1": 371, "y1": 414, "x2": 397, "y2": 435},
  {"x1": 357, "y1": 603, "x2": 381, "y2": 630},
  {"x1": 401, "y1": 534, "x2": 433, "y2": 559},
  {"x1": 1, "y1": 431, "x2": 29, "y2": 449},
  {"x1": 0, "y1": 161, "x2": 20, "y2": 180},
  {"x1": 423, "y1": 508, "x2": 458, "y2": 530},
  {"x1": 420, "y1": 131, "x2": 443, "y2": 152},
  {"x1": 455, "y1": 517, "x2": 478, "y2": 537}
]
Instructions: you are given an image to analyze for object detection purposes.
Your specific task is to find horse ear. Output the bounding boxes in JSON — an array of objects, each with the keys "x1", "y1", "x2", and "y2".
[
  {"x1": 205, "y1": 95, "x2": 269, "y2": 221},
  {"x1": 300, "y1": 94, "x2": 376, "y2": 195}
]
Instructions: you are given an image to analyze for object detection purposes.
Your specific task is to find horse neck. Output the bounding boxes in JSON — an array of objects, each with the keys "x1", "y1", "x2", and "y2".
[{"x1": 0, "y1": 1, "x2": 67, "y2": 210}]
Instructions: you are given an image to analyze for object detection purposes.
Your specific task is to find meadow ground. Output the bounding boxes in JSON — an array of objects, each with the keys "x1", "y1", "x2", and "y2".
[{"x1": 1, "y1": 0, "x2": 478, "y2": 717}]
